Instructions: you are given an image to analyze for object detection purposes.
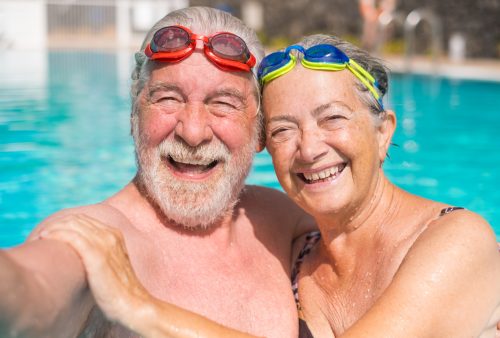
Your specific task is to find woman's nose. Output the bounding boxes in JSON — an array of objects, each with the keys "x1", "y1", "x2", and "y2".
[{"x1": 298, "y1": 129, "x2": 328, "y2": 163}]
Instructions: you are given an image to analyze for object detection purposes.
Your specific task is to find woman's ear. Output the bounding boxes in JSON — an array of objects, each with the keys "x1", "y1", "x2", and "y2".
[
  {"x1": 256, "y1": 127, "x2": 266, "y2": 152},
  {"x1": 377, "y1": 110, "x2": 396, "y2": 163}
]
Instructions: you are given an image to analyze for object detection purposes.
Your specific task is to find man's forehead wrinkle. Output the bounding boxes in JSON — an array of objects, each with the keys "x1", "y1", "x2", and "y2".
[
  {"x1": 209, "y1": 88, "x2": 247, "y2": 102},
  {"x1": 147, "y1": 82, "x2": 248, "y2": 101},
  {"x1": 146, "y1": 82, "x2": 186, "y2": 102},
  {"x1": 148, "y1": 83, "x2": 182, "y2": 93}
]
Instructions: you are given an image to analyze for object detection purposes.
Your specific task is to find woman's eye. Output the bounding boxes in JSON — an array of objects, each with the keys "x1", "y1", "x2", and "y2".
[
  {"x1": 271, "y1": 128, "x2": 288, "y2": 137},
  {"x1": 321, "y1": 114, "x2": 346, "y2": 127},
  {"x1": 325, "y1": 114, "x2": 344, "y2": 121},
  {"x1": 269, "y1": 127, "x2": 296, "y2": 142}
]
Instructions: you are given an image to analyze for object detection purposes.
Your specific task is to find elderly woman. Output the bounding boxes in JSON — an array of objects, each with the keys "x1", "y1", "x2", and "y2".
[{"x1": 39, "y1": 34, "x2": 500, "y2": 337}]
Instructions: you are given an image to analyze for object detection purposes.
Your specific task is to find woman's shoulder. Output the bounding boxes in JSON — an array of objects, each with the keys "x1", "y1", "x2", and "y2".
[
  {"x1": 407, "y1": 205, "x2": 499, "y2": 271},
  {"x1": 424, "y1": 206, "x2": 495, "y2": 245},
  {"x1": 399, "y1": 189, "x2": 496, "y2": 251}
]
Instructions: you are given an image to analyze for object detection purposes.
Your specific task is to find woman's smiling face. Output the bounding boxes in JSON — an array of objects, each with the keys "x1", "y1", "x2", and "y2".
[{"x1": 263, "y1": 66, "x2": 394, "y2": 218}]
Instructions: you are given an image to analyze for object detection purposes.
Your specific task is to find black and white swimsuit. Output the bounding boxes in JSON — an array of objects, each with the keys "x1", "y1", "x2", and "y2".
[{"x1": 291, "y1": 207, "x2": 466, "y2": 338}]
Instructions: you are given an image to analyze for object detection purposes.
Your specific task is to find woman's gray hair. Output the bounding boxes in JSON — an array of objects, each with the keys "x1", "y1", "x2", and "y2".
[
  {"x1": 295, "y1": 34, "x2": 389, "y2": 118},
  {"x1": 130, "y1": 6, "x2": 265, "y2": 115}
]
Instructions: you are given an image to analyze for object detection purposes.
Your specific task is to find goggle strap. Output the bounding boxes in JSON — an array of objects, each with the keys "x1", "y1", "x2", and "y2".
[
  {"x1": 348, "y1": 59, "x2": 376, "y2": 83},
  {"x1": 346, "y1": 63, "x2": 381, "y2": 101},
  {"x1": 301, "y1": 58, "x2": 345, "y2": 71},
  {"x1": 258, "y1": 45, "x2": 384, "y2": 109},
  {"x1": 345, "y1": 60, "x2": 384, "y2": 108},
  {"x1": 260, "y1": 55, "x2": 297, "y2": 84}
]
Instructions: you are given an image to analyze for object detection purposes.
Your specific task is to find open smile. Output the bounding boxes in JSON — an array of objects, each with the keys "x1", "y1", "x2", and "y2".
[
  {"x1": 297, "y1": 163, "x2": 347, "y2": 184},
  {"x1": 165, "y1": 155, "x2": 221, "y2": 179}
]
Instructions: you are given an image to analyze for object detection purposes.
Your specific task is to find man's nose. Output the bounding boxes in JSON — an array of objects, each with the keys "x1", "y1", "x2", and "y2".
[{"x1": 174, "y1": 103, "x2": 213, "y2": 147}]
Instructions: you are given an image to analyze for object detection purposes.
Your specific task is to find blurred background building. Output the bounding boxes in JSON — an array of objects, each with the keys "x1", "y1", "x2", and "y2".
[{"x1": 0, "y1": 0, "x2": 498, "y2": 59}]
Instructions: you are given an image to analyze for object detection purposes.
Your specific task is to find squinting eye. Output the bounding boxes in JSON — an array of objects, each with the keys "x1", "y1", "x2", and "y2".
[
  {"x1": 325, "y1": 115, "x2": 344, "y2": 121},
  {"x1": 158, "y1": 97, "x2": 176, "y2": 102},
  {"x1": 270, "y1": 128, "x2": 288, "y2": 137},
  {"x1": 213, "y1": 101, "x2": 236, "y2": 109},
  {"x1": 269, "y1": 127, "x2": 297, "y2": 142},
  {"x1": 321, "y1": 114, "x2": 346, "y2": 127},
  {"x1": 152, "y1": 95, "x2": 181, "y2": 105},
  {"x1": 209, "y1": 99, "x2": 243, "y2": 117}
]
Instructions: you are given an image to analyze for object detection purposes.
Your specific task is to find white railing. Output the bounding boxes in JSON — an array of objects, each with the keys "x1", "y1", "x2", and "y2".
[
  {"x1": 404, "y1": 8, "x2": 443, "y2": 71},
  {"x1": 0, "y1": 0, "x2": 189, "y2": 51}
]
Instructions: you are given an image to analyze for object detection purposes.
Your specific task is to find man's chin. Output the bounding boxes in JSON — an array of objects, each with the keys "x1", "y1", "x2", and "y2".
[
  {"x1": 135, "y1": 169, "x2": 242, "y2": 230},
  {"x1": 165, "y1": 205, "x2": 235, "y2": 231},
  {"x1": 134, "y1": 133, "x2": 257, "y2": 230}
]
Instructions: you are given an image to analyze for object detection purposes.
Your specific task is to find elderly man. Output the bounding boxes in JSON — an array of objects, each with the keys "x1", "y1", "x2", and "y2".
[{"x1": 0, "y1": 7, "x2": 314, "y2": 338}]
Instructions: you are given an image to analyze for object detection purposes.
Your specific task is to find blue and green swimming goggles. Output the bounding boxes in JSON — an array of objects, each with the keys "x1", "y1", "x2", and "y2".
[{"x1": 257, "y1": 44, "x2": 384, "y2": 108}]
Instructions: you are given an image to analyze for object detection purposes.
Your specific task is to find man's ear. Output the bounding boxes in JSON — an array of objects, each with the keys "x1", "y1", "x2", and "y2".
[{"x1": 378, "y1": 110, "x2": 396, "y2": 163}]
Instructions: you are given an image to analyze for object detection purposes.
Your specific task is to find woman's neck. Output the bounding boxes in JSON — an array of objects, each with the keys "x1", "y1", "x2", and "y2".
[{"x1": 312, "y1": 172, "x2": 406, "y2": 263}]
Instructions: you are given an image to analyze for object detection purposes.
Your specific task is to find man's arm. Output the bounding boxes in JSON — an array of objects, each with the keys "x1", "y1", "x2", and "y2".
[
  {"x1": 0, "y1": 238, "x2": 93, "y2": 338},
  {"x1": 0, "y1": 201, "x2": 139, "y2": 337},
  {"x1": 37, "y1": 214, "x2": 263, "y2": 338}
]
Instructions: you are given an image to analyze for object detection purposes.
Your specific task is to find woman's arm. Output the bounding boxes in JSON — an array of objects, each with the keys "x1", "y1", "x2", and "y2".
[
  {"x1": 38, "y1": 214, "x2": 263, "y2": 338},
  {"x1": 341, "y1": 210, "x2": 500, "y2": 338}
]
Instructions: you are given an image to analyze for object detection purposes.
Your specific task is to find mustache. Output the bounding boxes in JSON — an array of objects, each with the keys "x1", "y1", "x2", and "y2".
[{"x1": 156, "y1": 137, "x2": 231, "y2": 163}]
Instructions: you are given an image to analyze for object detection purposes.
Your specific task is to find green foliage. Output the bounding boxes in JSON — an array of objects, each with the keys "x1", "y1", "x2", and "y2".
[{"x1": 381, "y1": 39, "x2": 405, "y2": 55}]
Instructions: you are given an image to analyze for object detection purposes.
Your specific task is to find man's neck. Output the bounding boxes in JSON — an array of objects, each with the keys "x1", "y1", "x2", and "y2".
[{"x1": 111, "y1": 180, "x2": 240, "y2": 246}]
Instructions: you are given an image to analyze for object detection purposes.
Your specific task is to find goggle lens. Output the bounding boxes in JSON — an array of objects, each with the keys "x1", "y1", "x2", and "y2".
[
  {"x1": 152, "y1": 26, "x2": 191, "y2": 52},
  {"x1": 145, "y1": 25, "x2": 255, "y2": 72},
  {"x1": 305, "y1": 45, "x2": 349, "y2": 64},
  {"x1": 257, "y1": 51, "x2": 290, "y2": 78},
  {"x1": 210, "y1": 33, "x2": 249, "y2": 62}
]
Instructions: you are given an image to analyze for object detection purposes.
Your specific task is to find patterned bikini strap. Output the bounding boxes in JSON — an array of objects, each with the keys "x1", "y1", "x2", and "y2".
[
  {"x1": 291, "y1": 231, "x2": 322, "y2": 312},
  {"x1": 439, "y1": 206, "x2": 465, "y2": 216},
  {"x1": 438, "y1": 207, "x2": 499, "y2": 252}
]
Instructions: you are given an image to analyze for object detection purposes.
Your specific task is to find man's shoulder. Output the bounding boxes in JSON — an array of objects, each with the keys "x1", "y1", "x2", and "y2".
[
  {"x1": 29, "y1": 202, "x2": 132, "y2": 240},
  {"x1": 241, "y1": 185, "x2": 296, "y2": 209},
  {"x1": 240, "y1": 185, "x2": 314, "y2": 227},
  {"x1": 30, "y1": 183, "x2": 138, "y2": 239}
]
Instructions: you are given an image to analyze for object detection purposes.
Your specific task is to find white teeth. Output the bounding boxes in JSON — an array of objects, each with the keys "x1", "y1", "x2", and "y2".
[
  {"x1": 302, "y1": 165, "x2": 341, "y2": 182},
  {"x1": 170, "y1": 155, "x2": 213, "y2": 166}
]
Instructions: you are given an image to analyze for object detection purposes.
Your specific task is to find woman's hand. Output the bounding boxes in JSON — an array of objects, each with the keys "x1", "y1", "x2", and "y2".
[{"x1": 37, "y1": 214, "x2": 151, "y2": 325}]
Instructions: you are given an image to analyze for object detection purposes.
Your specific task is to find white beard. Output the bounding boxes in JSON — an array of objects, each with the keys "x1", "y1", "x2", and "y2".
[{"x1": 133, "y1": 118, "x2": 257, "y2": 230}]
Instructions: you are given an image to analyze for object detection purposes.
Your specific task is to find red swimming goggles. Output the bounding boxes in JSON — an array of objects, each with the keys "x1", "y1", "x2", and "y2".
[{"x1": 144, "y1": 25, "x2": 256, "y2": 72}]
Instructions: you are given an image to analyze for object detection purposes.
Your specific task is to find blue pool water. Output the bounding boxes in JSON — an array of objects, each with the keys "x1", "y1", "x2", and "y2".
[{"x1": 1, "y1": 51, "x2": 499, "y2": 247}]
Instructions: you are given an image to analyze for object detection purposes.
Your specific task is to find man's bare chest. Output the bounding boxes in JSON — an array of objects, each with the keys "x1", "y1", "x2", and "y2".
[
  {"x1": 138, "y1": 243, "x2": 297, "y2": 334},
  {"x1": 81, "y1": 227, "x2": 298, "y2": 337}
]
